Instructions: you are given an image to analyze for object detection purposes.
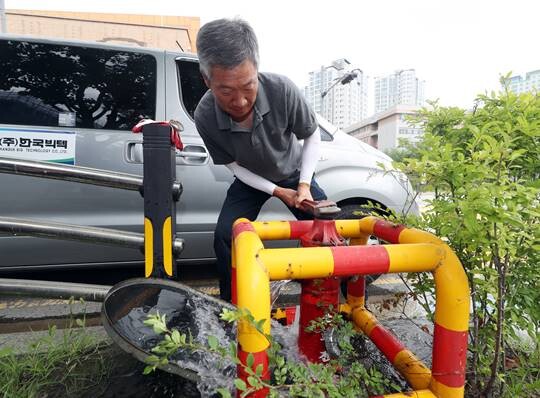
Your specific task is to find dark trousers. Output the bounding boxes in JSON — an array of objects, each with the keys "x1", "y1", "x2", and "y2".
[{"x1": 214, "y1": 172, "x2": 327, "y2": 301}]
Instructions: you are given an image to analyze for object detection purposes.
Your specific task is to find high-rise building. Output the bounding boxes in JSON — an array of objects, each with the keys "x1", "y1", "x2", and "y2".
[
  {"x1": 374, "y1": 69, "x2": 425, "y2": 114},
  {"x1": 506, "y1": 70, "x2": 540, "y2": 94},
  {"x1": 303, "y1": 58, "x2": 368, "y2": 129}
]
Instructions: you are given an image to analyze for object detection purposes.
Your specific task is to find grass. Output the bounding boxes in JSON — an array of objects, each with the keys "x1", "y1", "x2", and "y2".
[{"x1": 0, "y1": 314, "x2": 110, "y2": 398}]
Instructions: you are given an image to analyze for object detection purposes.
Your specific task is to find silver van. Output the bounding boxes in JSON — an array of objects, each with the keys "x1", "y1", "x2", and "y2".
[{"x1": 0, "y1": 35, "x2": 419, "y2": 272}]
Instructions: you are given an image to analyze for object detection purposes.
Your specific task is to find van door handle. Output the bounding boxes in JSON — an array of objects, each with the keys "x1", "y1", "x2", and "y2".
[
  {"x1": 126, "y1": 141, "x2": 144, "y2": 163},
  {"x1": 176, "y1": 151, "x2": 208, "y2": 159},
  {"x1": 176, "y1": 145, "x2": 209, "y2": 165}
]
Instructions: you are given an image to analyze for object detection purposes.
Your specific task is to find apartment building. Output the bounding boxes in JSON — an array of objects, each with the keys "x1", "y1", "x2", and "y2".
[
  {"x1": 506, "y1": 70, "x2": 540, "y2": 94},
  {"x1": 374, "y1": 69, "x2": 425, "y2": 114},
  {"x1": 303, "y1": 58, "x2": 368, "y2": 129}
]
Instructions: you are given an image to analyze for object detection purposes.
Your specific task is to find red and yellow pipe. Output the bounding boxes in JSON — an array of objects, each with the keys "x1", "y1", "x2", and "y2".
[
  {"x1": 260, "y1": 243, "x2": 441, "y2": 280},
  {"x1": 351, "y1": 307, "x2": 432, "y2": 390},
  {"x1": 367, "y1": 218, "x2": 469, "y2": 398},
  {"x1": 233, "y1": 217, "x2": 469, "y2": 398},
  {"x1": 232, "y1": 219, "x2": 270, "y2": 397}
]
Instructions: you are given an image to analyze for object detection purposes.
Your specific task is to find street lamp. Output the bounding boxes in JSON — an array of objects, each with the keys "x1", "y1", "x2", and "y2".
[{"x1": 321, "y1": 68, "x2": 363, "y2": 98}]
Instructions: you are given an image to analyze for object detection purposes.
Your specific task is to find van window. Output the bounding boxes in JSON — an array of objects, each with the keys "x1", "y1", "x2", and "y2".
[
  {"x1": 0, "y1": 40, "x2": 156, "y2": 130},
  {"x1": 177, "y1": 59, "x2": 208, "y2": 119}
]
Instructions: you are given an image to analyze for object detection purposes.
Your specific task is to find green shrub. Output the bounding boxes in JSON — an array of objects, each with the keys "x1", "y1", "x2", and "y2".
[{"x1": 394, "y1": 83, "x2": 539, "y2": 397}]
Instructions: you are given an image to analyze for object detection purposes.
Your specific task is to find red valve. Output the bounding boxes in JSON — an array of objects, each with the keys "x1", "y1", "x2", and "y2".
[{"x1": 298, "y1": 200, "x2": 345, "y2": 363}]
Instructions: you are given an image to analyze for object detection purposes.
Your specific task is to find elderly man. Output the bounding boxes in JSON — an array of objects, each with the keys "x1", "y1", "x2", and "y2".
[{"x1": 194, "y1": 18, "x2": 326, "y2": 301}]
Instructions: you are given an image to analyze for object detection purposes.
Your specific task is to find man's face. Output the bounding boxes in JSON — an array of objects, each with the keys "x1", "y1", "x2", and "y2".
[{"x1": 205, "y1": 60, "x2": 258, "y2": 123}]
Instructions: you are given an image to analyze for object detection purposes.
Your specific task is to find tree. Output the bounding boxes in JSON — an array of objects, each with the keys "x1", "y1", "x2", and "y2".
[{"x1": 394, "y1": 86, "x2": 539, "y2": 397}]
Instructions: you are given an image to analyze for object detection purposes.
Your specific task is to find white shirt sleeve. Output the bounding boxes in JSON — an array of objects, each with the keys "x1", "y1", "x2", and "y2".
[
  {"x1": 225, "y1": 162, "x2": 277, "y2": 195},
  {"x1": 299, "y1": 127, "x2": 321, "y2": 185}
]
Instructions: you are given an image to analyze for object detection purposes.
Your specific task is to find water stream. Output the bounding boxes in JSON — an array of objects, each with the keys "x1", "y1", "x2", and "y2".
[
  {"x1": 103, "y1": 279, "x2": 433, "y2": 396},
  {"x1": 270, "y1": 279, "x2": 293, "y2": 307}
]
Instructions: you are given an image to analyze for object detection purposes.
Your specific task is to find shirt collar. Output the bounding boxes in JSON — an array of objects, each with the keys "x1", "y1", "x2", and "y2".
[
  {"x1": 255, "y1": 79, "x2": 270, "y2": 117},
  {"x1": 215, "y1": 99, "x2": 230, "y2": 130},
  {"x1": 215, "y1": 74, "x2": 271, "y2": 131}
]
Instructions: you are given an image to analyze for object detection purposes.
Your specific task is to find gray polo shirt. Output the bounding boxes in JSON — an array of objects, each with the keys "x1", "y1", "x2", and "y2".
[{"x1": 194, "y1": 72, "x2": 317, "y2": 183}]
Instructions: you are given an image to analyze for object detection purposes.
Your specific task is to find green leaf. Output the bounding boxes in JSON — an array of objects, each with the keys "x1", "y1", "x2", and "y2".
[
  {"x1": 246, "y1": 352, "x2": 254, "y2": 368},
  {"x1": 220, "y1": 308, "x2": 238, "y2": 322},
  {"x1": 208, "y1": 335, "x2": 218, "y2": 350},
  {"x1": 216, "y1": 388, "x2": 232, "y2": 398},
  {"x1": 247, "y1": 376, "x2": 259, "y2": 388},
  {"x1": 256, "y1": 319, "x2": 266, "y2": 331},
  {"x1": 229, "y1": 341, "x2": 237, "y2": 357},
  {"x1": 234, "y1": 378, "x2": 247, "y2": 391},
  {"x1": 255, "y1": 364, "x2": 264, "y2": 376},
  {"x1": 170, "y1": 329, "x2": 180, "y2": 344},
  {"x1": 145, "y1": 355, "x2": 160, "y2": 365},
  {"x1": 152, "y1": 323, "x2": 168, "y2": 335}
]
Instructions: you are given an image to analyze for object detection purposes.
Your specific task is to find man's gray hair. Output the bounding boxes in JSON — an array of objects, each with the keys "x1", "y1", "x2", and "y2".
[{"x1": 196, "y1": 18, "x2": 259, "y2": 80}]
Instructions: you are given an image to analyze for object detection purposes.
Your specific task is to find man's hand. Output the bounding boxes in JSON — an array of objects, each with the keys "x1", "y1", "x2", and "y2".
[
  {"x1": 273, "y1": 186, "x2": 298, "y2": 208},
  {"x1": 295, "y1": 182, "x2": 313, "y2": 208}
]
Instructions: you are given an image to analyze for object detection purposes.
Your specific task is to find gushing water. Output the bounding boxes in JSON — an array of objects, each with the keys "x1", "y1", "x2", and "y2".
[
  {"x1": 104, "y1": 280, "x2": 434, "y2": 397},
  {"x1": 270, "y1": 279, "x2": 293, "y2": 307},
  {"x1": 106, "y1": 283, "x2": 237, "y2": 397},
  {"x1": 171, "y1": 294, "x2": 237, "y2": 397}
]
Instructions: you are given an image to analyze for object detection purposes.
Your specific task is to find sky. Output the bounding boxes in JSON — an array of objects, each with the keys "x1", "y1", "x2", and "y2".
[{"x1": 4, "y1": 0, "x2": 540, "y2": 110}]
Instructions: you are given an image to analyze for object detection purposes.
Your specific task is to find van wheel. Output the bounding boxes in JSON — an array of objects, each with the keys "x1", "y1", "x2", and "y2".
[{"x1": 336, "y1": 203, "x2": 387, "y2": 286}]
